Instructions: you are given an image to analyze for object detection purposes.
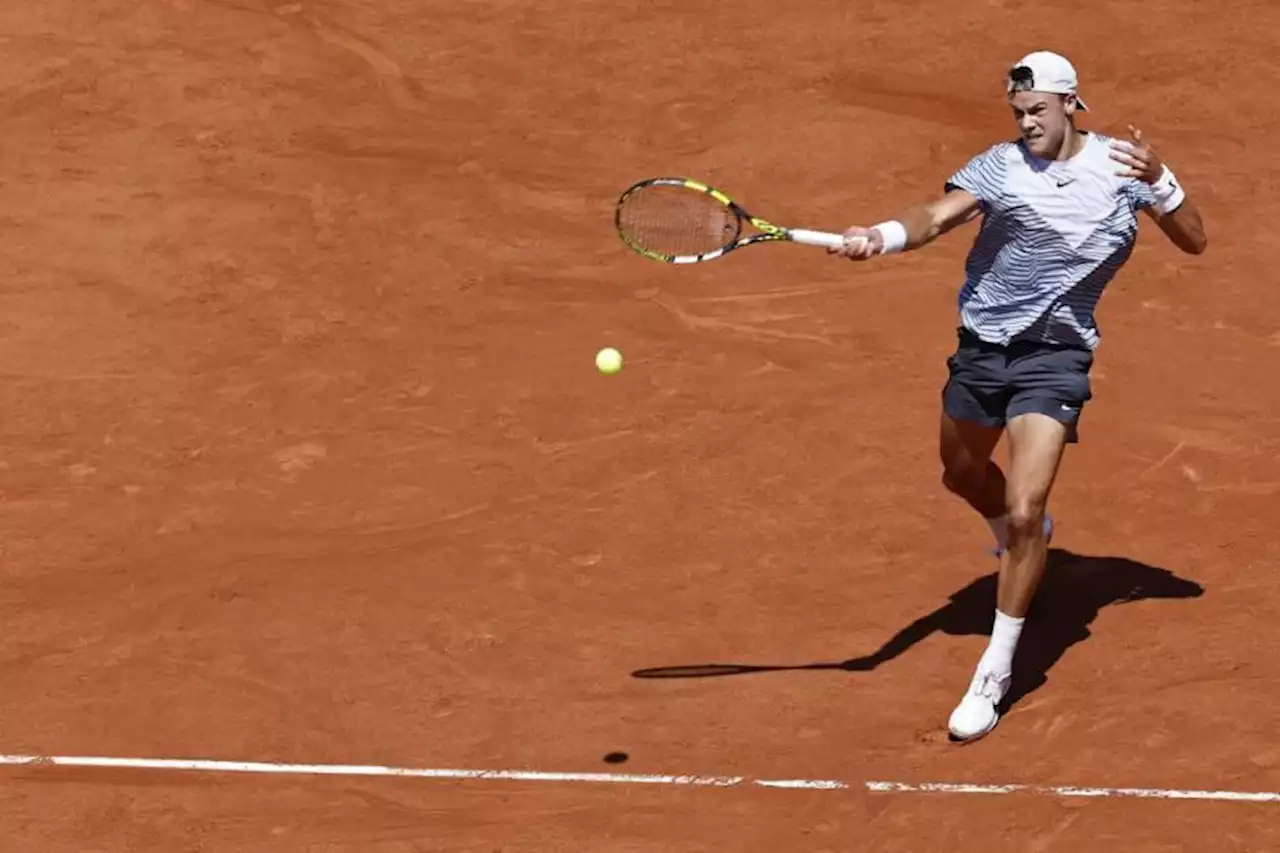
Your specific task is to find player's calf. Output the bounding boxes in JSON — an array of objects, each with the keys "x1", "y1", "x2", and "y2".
[{"x1": 941, "y1": 459, "x2": 1004, "y2": 509}]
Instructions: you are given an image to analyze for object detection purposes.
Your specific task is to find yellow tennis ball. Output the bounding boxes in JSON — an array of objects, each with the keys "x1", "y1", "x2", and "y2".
[{"x1": 595, "y1": 347, "x2": 623, "y2": 375}]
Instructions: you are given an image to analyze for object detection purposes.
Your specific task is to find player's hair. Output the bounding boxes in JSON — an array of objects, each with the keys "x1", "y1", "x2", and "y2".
[
  {"x1": 1007, "y1": 65, "x2": 1036, "y2": 93},
  {"x1": 1007, "y1": 65, "x2": 1077, "y2": 121}
]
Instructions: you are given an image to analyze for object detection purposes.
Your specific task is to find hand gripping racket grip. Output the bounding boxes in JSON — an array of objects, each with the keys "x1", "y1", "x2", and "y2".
[{"x1": 788, "y1": 229, "x2": 852, "y2": 250}]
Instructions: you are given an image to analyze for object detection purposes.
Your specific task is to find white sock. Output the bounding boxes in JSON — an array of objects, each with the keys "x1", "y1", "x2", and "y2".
[
  {"x1": 985, "y1": 515, "x2": 1009, "y2": 552},
  {"x1": 979, "y1": 609, "x2": 1024, "y2": 676}
]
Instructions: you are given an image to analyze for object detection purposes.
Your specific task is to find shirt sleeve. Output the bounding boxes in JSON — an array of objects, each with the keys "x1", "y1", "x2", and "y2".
[
  {"x1": 944, "y1": 144, "x2": 1008, "y2": 206},
  {"x1": 1125, "y1": 178, "x2": 1158, "y2": 211}
]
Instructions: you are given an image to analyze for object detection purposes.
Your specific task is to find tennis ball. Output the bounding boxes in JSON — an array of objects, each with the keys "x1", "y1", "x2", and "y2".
[{"x1": 595, "y1": 347, "x2": 623, "y2": 375}]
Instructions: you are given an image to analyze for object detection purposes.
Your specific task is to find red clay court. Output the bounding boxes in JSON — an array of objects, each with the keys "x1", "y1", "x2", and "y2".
[{"x1": 2, "y1": 0, "x2": 1278, "y2": 849}]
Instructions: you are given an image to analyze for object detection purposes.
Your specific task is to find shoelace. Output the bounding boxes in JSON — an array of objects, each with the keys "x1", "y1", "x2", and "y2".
[{"x1": 972, "y1": 671, "x2": 1007, "y2": 700}]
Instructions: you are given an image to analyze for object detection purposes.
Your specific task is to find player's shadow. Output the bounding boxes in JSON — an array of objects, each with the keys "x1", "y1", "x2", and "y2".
[{"x1": 631, "y1": 548, "x2": 1204, "y2": 712}]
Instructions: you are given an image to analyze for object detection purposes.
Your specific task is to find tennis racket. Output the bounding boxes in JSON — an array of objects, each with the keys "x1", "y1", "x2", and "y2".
[{"x1": 614, "y1": 177, "x2": 856, "y2": 264}]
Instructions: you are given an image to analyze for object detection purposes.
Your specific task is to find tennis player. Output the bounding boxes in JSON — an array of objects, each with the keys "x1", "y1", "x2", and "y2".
[{"x1": 832, "y1": 50, "x2": 1207, "y2": 741}]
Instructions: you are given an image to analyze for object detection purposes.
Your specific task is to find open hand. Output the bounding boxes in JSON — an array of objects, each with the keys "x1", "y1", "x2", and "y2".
[{"x1": 1109, "y1": 125, "x2": 1165, "y2": 184}]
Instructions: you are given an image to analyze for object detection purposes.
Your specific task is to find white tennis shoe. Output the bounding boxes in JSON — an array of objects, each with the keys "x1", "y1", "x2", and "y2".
[{"x1": 948, "y1": 667, "x2": 1011, "y2": 742}]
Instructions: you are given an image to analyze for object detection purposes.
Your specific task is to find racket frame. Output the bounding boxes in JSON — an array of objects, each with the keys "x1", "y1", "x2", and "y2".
[{"x1": 614, "y1": 177, "x2": 847, "y2": 264}]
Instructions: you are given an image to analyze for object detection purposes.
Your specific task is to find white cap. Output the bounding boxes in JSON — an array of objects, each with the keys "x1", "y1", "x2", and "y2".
[{"x1": 1007, "y1": 50, "x2": 1089, "y2": 111}]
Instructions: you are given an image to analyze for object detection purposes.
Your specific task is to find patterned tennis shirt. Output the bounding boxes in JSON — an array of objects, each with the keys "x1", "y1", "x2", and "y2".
[{"x1": 944, "y1": 132, "x2": 1158, "y2": 350}]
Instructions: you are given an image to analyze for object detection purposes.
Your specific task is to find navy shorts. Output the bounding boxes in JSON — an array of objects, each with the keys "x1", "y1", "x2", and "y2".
[{"x1": 942, "y1": 328, "x2": 1094, "y2": 442}]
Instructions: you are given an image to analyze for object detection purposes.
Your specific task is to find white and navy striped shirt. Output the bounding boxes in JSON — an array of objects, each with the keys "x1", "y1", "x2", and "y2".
[{"x1": 945, "y1": 132, "x2": 1157, "y2": 350}]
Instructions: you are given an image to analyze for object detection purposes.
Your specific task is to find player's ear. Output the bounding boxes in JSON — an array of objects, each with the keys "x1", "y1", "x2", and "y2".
[{"x1": 1063, "y1": 94, "x2": 1078, "y2": 117}]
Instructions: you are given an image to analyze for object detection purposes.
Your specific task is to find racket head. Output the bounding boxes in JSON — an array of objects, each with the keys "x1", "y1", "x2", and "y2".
[{"x1": 615, "y1": 177, "x2": 765, "y2": 264}]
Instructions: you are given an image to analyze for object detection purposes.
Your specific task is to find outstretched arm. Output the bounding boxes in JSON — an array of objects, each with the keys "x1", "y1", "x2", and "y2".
[
  {"x1": 1110, "y1": 125, "x2": 1207, "y2": 255},
  {"x1": 829, "y1": 188, "x2": 983, "y2": 261}
]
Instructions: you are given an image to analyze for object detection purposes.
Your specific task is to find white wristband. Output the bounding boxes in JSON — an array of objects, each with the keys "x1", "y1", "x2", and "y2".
[
  {"x1": 871, "y1": 220, "x2": 908, "y2": 255},
  {"x1": 1150, "y1": 165, "x2": 1186, "y2": 215}
]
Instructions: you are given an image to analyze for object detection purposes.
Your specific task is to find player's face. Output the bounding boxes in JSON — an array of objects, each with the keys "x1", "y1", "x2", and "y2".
[{"x1": 1008, "y1": 91, "x2": 1077, "y2": 157}]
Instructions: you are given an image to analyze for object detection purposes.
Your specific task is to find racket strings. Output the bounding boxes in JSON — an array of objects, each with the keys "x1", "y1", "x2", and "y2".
[{"x1": 616, "y1": 185, "x2": 740, "y2": 258}]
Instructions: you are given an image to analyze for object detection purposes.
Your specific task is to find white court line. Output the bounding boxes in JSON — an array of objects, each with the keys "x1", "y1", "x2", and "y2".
[
  {"x1": 1, "y1": 754, "x2": 1277, "y2": 803},
  {"x1": 0, "y1": 755, "x2": 742, "y2": 787},
  {"x1": 866, "y1": 781, "x2": 1280, "y2": 803}
]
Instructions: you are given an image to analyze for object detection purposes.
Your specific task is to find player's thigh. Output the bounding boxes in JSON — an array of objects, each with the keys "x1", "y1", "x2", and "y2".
[
  {"x1": 1004, "y1": 413, "x2": 1069, "y2": 525},
  {"x1": 939, "y1": 410, "x2": 1003, "y2": 480}
]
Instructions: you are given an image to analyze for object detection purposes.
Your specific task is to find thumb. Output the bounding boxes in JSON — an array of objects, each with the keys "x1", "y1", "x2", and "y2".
[{"x1": 1128, "y1": 124, "x2": 1145, "y2": 145}]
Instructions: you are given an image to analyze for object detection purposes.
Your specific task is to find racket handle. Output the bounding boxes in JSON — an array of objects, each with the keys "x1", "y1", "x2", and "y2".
[{"x1": 788, "y1": 229, "x2": 851, "y2": 250}]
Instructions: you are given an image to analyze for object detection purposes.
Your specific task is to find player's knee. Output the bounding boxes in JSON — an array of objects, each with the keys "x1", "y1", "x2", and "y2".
[
  {"x1": 1006, "y1": 493, "x2": 1048, "y2": 538},
  {"x1": 941, "y1": 462, "x2": 983, "y2": 498}
]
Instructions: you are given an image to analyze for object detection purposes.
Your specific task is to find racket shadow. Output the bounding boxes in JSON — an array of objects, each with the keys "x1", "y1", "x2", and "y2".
[{"x1": 631, "y1": 548, "x2": 1205, "y2": 712}]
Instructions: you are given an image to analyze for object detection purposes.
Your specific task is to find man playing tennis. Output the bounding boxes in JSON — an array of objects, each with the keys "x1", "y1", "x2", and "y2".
[{"x1": 832, "y1": 50, "x2": 1207, "y2": 741}]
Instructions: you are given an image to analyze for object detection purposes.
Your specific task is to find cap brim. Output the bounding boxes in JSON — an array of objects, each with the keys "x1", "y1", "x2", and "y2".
[{"x1": 1075, "y1": 96, "x2": 1089, "y2": 111}]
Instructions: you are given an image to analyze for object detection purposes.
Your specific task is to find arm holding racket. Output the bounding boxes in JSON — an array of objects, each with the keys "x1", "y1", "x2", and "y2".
[{"x1": 831, "y1": 188, "x2": 982, "y2": 261}]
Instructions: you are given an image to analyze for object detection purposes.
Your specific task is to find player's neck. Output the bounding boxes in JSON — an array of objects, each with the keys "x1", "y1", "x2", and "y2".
[{"x1": 1048, "y1": 128, "x2": 1087, "y2": 162}]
